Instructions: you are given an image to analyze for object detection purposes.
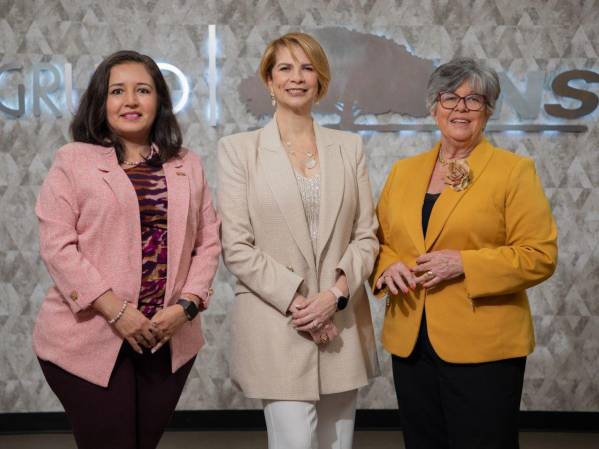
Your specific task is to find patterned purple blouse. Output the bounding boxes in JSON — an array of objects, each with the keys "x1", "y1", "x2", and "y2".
[{"x1": 125, "y1": 163, "x2": 168, "y2": 318}]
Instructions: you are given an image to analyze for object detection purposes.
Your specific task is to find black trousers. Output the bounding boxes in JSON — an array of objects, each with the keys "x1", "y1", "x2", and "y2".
[
  {"x1": 39, "y1": 343, "x2": 195, "y2": 449},
  {"x1": 392, "y1": 313, "x2": 526, "y2": 449}
]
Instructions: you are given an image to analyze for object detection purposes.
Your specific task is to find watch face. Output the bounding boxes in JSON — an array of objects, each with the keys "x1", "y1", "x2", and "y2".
[
  {"x1": 337, "y1": 296, "x2": 349, "y2": 311},
  {"x1": 177, "y1": 299, "x2": 199, "y2": 320}
]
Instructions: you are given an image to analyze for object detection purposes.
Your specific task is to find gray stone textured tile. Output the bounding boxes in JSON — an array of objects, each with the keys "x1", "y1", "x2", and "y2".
[{"x1": 0, "y1": 0, "x2": 598, "y2": 412}]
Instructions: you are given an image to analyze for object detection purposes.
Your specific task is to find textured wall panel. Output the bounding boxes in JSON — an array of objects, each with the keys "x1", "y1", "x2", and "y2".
[{"x1": 0, "y1": 0, "x2": 598, "y2": 412}]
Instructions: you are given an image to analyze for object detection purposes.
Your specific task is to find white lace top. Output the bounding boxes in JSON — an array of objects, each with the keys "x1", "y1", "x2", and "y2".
[{"x1": 294, "y1": 170, "x2": 321, "y2": 254}]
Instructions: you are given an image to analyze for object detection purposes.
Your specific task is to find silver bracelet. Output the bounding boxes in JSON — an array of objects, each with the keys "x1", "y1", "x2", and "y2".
[{"x1": 107, "y1": 300, "x2": 128, "y2": 325}]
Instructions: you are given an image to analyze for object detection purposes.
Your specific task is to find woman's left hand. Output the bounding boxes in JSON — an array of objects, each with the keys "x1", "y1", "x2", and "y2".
[
  {"x1": 291, "y1": 290, "x2": 337, "y2": 332},
  {"x1": 412, "y1": 250, "x2": 464, "y2": 289},
  {"x1": 309, "y1": 319, "x2": 339, "y2": 345},
  {"x1": 149, "y1": 305, "x2": 189, "y2": 353}
]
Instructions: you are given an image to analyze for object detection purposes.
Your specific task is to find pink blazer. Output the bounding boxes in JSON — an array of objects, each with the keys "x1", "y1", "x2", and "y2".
[{"x1": 34, "y1": 142, "x2": 221, "y2": 387}]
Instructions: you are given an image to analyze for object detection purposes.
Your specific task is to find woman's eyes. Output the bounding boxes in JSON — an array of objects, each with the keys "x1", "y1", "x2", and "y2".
[
  {"x1": 109, "y1": 87, "x2": 152, "y2": 95},
  {"x1": 278, "y1": 65, "x2": 314, "y2": 71}
]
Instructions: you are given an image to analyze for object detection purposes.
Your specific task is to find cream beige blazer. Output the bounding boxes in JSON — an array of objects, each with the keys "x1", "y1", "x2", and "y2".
[{"x1": 218, "y1": 118, "x2": 379, "y2": 400}]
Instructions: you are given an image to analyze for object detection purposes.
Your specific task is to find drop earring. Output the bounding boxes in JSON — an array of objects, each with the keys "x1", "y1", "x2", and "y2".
[{"x1": 270, "y1": 90, "x2": 276, "y2": 107}]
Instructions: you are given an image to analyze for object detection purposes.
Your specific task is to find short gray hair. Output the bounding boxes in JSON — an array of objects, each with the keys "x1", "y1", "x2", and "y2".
[{"x1": 426, "y1": 57, "x2": 501, "y2": 115}]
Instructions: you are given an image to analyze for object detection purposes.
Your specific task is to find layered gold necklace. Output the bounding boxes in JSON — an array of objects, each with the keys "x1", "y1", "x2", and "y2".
[{"x1": 283, "y1": 140, "x2": 318, "y2": 169}]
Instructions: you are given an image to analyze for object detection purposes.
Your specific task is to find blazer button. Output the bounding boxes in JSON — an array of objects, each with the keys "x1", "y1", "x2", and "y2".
[
  {"x1": 286, "y1": 265, "x2": 294, "y2": 272},
  {"x1": 70, "y1": 291, "x2": 78, "y2": 301}
]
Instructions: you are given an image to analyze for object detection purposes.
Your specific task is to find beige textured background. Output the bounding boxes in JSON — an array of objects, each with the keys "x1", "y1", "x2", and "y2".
[{"x1": 0, "y1": 0, "x2": 598, "y2": 412}]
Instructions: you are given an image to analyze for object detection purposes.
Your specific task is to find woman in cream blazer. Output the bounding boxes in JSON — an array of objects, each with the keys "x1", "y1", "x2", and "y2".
[{"x1": 218, "y1": 33, "x2": 378, "y2": 449}]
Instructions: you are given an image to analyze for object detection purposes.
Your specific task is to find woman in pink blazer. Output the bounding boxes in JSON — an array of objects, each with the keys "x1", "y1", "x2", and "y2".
[{"x1": 34, "y1": 50, "x2": 221, "y2": 449}]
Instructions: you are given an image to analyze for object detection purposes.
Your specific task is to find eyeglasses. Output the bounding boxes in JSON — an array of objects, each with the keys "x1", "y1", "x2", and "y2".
[{"x1": 437, "y1": 92, "x2": 487, "y2": 111}]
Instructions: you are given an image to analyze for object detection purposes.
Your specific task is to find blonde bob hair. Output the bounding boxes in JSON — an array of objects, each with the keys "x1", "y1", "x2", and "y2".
[{"x1": 258, "y1": 32, "x2": 331, "y2": 101}]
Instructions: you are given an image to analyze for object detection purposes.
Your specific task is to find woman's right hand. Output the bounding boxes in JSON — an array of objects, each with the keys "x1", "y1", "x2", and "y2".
[
  {"x1": 290, "y1": 294, "x2": 339, "y2": 345},
  {"x1": 111, "y1": 307, "x2": 162, "y2": 354},
  {"x1": 289, "y1": 293, "x2": 309, "y2": 314},
  {"x1": 375, "y1": 261, "x2": 417, "y2": 295},
  {"x1": 93, "y1": 291, "x2": 161, "y2": 354}
]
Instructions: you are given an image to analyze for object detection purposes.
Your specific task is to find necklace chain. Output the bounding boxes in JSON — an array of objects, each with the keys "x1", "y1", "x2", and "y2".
[
  {"x1": 438, "y1": 146, "x2": 473, "y2": 165},
  {"x1": 284, "y1": 140, "x2": 318, "y2": 169},
  {"x1": 121, "y1": 160, "x2": 145, "y2": 166},
  {"x1": 122, "y1": 146, "x2": 152, "y2": 166}
]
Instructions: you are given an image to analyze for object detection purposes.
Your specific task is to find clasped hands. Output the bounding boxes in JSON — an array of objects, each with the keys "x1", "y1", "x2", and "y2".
[
  {"x1": 375, "y1": 249, "x2": 464, "y2": 294},
  {"x1": 94, "y1": 291, "x2": 199, "y2": 354},
  {"x1": 115, "y1": 304, "x2": 189, "y2": 354},
  {"x1": 289, "y1": 291, "x2": 338, "y2": 345}
]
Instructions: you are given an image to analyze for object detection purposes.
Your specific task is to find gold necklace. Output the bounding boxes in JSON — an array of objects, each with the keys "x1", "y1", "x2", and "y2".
[
  {"x1": 284, "y1": 140, "x2": 318, "y2": 169},
  {"x1": 438, "y1": 146, "x2": 472, "y2": 165},
  {"x1": 121, "y1": 160, "x2": 146, "y2": 166},
  {"x1": 122, "y1": 147, "x2": 151, "y2": 166}
]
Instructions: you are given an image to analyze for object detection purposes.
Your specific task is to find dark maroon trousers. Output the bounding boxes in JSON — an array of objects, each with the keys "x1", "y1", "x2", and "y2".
[{"x1": 39, "y1": 343, "x2": 194, "y2": 449}]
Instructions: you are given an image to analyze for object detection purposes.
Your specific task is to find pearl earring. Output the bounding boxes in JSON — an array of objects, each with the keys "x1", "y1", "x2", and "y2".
[{"x1": 270, "y1": 90, "x2": 276, "y2": 107}]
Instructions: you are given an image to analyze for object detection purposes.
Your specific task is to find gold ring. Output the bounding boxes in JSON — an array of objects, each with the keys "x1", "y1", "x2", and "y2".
[{"x1": 311, "y1": 320, "x2": 320, "y2": 330}]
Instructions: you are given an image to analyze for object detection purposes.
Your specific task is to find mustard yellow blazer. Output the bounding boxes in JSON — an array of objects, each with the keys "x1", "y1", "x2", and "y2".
[{"x1": 371, "y1": 138, "x2": 557, "y2": 363}]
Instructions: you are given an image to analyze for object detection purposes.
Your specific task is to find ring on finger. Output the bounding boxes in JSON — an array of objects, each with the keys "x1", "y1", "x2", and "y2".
[
  {"x1": 311, "y1": 320, "x2": 321, "y2": 330},
  {"x1": 426, "y1": 270, "x2": 434, "y2": 280}
]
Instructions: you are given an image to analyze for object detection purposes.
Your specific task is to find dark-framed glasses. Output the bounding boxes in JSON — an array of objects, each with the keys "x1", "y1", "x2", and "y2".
[{"x1": 437, "y1": 92, "x2": 487, "y2": 111}]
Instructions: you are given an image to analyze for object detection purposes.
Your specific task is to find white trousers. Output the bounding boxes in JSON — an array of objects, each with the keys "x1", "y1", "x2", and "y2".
[{"x1": 263, "y1": 389, "x2": 358, "y2": 449}]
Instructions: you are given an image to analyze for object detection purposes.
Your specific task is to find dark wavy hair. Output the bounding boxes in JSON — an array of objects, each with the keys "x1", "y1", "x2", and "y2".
[{"x1": 70, "y1": 50, "x2": 182, "y2": 165}]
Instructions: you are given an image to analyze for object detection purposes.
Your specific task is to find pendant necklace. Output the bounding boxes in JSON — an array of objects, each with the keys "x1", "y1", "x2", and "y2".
[{"x1": 284, "y1": 140, "x2": 317, "y2": 169}]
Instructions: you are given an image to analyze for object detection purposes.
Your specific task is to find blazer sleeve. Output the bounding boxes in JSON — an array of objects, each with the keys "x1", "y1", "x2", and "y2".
[
  {"x1": 370, "y1": 161, "x2": 402, "y2": 298},
  {"x1": 217, "y1": 137, "x2": 303, "y2": 315},
  {"x1": 460, "y1": 157, "x2": 558, "y2": 298},
  {"x1": 35, "y1": 148, "x2": 111, "y2": 313},
  {"x1": 335, "y1": 136, "x2": 380, "y2": 297},
  {"x1": 181, "y1": 155, "x2": 222, "y2": 308}
]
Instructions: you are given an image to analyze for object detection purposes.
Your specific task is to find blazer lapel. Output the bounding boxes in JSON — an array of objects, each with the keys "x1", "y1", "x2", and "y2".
[
  {"x1": 163, "y1": 157, "x2": 190, "y2": 302},
  {"x1": 98, "y1": 148, "x2": 140, "y2": 216},
  {"x1": 97, "y1": 148, "x2": 142, "y2": 302},
  {"x1": 402, "y1": 144, "x2": 440, "y2": 255},
  {"x1": 259, "y1": 119, "x2": 316, "y2": 271},
  {"x1": 315, "y1": 123, "x2": 344, "y2": 267},
  {"x1": 424, "y1": 138, "x2": 494, "y2": 250}
]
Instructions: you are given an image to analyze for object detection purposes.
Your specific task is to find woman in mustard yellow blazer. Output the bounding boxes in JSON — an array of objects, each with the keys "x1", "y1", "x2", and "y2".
[{"x1": 371, "y1": 58, "x2": 557, "y2": 449}]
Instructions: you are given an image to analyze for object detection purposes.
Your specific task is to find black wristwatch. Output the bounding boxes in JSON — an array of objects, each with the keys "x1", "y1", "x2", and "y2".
[
  {"x1": 330, "y1": 286, "x2": 349, "y2": 311},
  {"x1": 176, "y1": 299, "x2": 199, "y2": 321}
]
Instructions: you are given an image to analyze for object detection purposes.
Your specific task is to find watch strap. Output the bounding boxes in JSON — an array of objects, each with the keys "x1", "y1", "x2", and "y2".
[
  {"x1": 329, "y1": 286, "x2": 349, "y2": 311},
  {"x1": 329, "y1": 286, "x2": 344, "y2": 299}
]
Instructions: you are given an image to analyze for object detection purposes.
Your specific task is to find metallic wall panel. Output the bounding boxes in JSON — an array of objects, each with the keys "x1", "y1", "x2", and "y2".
[{"x1": 0, "y1": 0, "x2": 598, "y2": 412}]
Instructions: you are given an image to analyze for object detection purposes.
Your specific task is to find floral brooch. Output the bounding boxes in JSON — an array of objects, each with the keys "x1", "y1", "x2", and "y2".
[{"x1": 443, "y1": 159, "x2": 472, "y2": 192}]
